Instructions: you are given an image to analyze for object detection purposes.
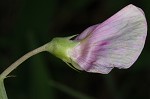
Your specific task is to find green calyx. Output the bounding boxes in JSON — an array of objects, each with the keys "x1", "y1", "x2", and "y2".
[{"x1": 45, "y1": 35, "x2": 79, "y2": 65}]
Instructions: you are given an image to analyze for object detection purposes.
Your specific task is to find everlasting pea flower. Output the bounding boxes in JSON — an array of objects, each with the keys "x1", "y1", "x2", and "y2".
[
  {"x1": 46, "y1": 4, "x2": 147, "y2": 74},
  {"x1": 1, "y1": 4, "x2": 147, "y2": 99}
]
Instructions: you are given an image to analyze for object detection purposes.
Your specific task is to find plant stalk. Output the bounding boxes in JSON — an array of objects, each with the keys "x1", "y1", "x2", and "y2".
[
  {"x1": 0, "y1": 44, "x2": 47, "y2": 79},
  {"x1": 0, "y1": 79, "x2": 8, "y2": 99},
  {"x1": 0, "y1": 44, "x2": 48, "y2": 99}
]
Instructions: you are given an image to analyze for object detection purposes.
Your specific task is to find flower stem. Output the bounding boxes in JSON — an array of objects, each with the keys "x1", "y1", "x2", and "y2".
[
  {"x1": 0, "y1": 44, "x2": 47, "y2": 79},
  {"x1": 0, "y1": 79, "x2": 8, "y2": 99}
]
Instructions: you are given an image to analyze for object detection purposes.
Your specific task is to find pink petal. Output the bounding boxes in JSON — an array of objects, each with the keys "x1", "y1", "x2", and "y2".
[
  {"x1": 70, "y1": 4, "x2": 147, "y2": 74},
  {"x1": 75, "y1": 24, "x2": 98, "y2": 40}
]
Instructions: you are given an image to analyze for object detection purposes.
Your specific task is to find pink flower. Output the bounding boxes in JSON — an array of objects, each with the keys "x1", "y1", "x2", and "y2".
[{"x1": 69, "y1": 4, "x2": 147, "y2": 74}]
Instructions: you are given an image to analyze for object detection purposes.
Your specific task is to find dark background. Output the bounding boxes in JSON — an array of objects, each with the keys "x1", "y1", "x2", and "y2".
[{"x1": 0, "y1": 0, "x2": 150, "y2": 99}]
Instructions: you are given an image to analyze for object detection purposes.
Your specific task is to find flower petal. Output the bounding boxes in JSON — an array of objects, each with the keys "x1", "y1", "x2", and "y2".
[
  {"x1": 71, "y1": 4, "x2": 147, "y2": 74},
  {"x1": 75, "y1": 24, "x2": 98, "y2": 41}
]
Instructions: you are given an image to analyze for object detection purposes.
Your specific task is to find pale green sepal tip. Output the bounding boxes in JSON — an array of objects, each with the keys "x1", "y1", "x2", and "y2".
[
  {"x1": 66, "y1": 34, "x2": 78, "y2": 40},
  {"x1": 63, "y1": 60, "x2": 80, "y2": 72}
]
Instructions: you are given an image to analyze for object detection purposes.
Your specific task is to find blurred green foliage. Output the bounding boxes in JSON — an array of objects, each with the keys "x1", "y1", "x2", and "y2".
[{"x1": 0, "y1": 0, "x2": 150, "y2": 99}]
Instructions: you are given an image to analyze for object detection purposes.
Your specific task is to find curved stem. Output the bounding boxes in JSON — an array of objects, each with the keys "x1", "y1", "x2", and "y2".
[{"x1": 0, "y1": 44, "x2": 47, "y2": 79}]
